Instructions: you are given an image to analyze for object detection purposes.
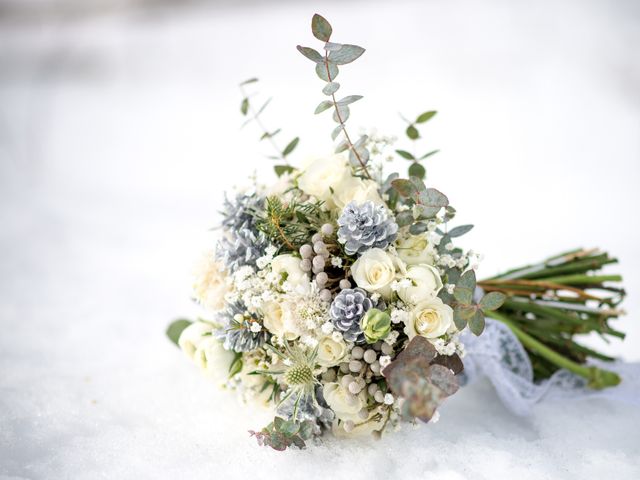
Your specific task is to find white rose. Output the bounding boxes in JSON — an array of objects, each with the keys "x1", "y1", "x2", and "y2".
[
  {"x1": 271, "y1": 254, "x2": 309, "y2": 289},
  {"x1": 192, "y1": 251, "x2": 229, "y2": 312},
  {"x1": 351, "y1": 248, "x2": 399, "y2": 298},
  {"x1": 178, "y1": 321, "x2": 214, "y2": 359},
  {"x1": 404, "y1": 297, "x2": 454, "y2": 339},
  {"x1": 323, "y1": 382, "x2": 366, "y2": 421},
  {"x1": 316, "y1": 336, "x2": 347, "y2": 367},
  {"x1": 261, "y1": 301, "x2": 300, "y2": 341},
  {"x1": 395, "y1": 233, "x2": 436, "y2": 266},
  {"x1": 332, "y1": 411, "x2": 386, "y2": 438},
  {"x1": 397, "y1": 264, "x2": 443, "y2": 304},
  {"x1": 297, "y1": 154, "x2": 351, "y2": 204},
  {"x1": 193, "y1": 336, "x2": 236, "y2": 381},
  {"x1": 333, "y1": 176, "x2": 384, "y2": 210}
]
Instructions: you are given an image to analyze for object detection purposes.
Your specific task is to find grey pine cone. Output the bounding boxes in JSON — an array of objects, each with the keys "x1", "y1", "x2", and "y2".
[
  {"x1": 337, "y1": 201, "x2": 398, "y2": 256},
  {"x1": 330, "y1": 288, "x2": 379, "y2": 344}
]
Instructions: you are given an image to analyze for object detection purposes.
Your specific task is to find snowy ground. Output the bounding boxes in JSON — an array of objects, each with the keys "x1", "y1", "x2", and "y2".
[{"x1": 1, "y1": 1, "x2": 639, "y2": 479}]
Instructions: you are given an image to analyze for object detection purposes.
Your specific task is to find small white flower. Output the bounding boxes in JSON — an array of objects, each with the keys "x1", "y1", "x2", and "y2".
[
  {"x1": 331, "y1": 331, "x2": 343, "y2": 342},
  {"x1": 321, "y1": 322, "x2": 334, "y2": 335},
  {"x1": 249, "y1": 322, "x2": 262, "y2": 333},
  {"x1": 383, "y1": 393, "x2": 394, "y2": 405},
  {"x1": 445, "y1": 283, "x2": 455, "y2": 294},
  {"x1": 445, "y1": 242, "x2": 454, "y2": 251},
  {"x1": 371, "y1": 292, "x2": 381, "y2": 303},
  {"x1": 431, "y1": 410, "x2": 440, "y2": 423},
  {"x1": 331, "y1": 256, "x2": 343, "y2": 268}
]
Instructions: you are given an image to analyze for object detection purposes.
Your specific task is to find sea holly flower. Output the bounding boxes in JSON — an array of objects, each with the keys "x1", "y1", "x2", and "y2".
[{"x1": 360, "y1": 308, "x2": 391, "y2": 344}]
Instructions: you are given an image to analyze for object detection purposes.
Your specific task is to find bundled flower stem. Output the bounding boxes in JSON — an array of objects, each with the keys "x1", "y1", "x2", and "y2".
[{"x1": 478, "y1": 249, "x2": 625, "y2": 388}]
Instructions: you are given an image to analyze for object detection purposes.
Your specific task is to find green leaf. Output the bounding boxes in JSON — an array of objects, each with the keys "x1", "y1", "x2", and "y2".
[
  {"x1": 416, "y1": 188, "x2": 449, "y2": 215},
  {"x1": 416, "y1": 111, "x2": 437, "y2": 123},
  {"x1": 408, "y1": 162, "x2": 426, "y2": 179},
  {"x1": 282, "y1": 137, "x2": 299, "y2": 157},
  {"x1": 322, "y1": 82, "x2": 340, "y2": 95},
  {"x1": 337, "y1": 95, "x2": 363, "y2": 106},
  {"x1": 298, "y1": 421, "x2": 314, "y2": 440},
  {"x1": 274, "y1": 165, "x2": 295, "y2": 177},
  {"x1": 166, "y1": 319, "x2": 192, "y2": 347},
  {"x1": 406, "y1": 125, "x2": 419, "y2": 140},
  {"x1": 468, "y1": 310, "x2": 485, "y2": 335},
  {"x1": 420, "y1": 149, "x2": 440, "y2": 160},
  {"x1": 395, "y1": 149, "x2": 415, "y2": 160},
  {"x1": 479, "y1": 292, "x2": 507, "y2": 311},
  {"x1": 448, "y1": 224, "x2": 474, "y2": 238},
  {"x1": 315, "y1": 61, "x2": 339, "y2": 82},
  {"x1": 273, "y1": 416, "x2": 285, "y2": 431},
  {"x1": 323, "y1": 41, "x2": 342, "y2": 51},
  {"x1": 409, "y1": 222, "x2": 429, "y2": 234},
  {"x1": 240, "y1": 98, "x2": 249, "y2": 116},
  {"x1": 335, "y1": 139, "x2": 349, "y2": 153},
  {"x1": 333, "y1": 104, "x2": 350, "y2": 123},
  {"x1": 296, "y1": 45, "x2": 323, "y2": 63},
  {"x1": 453, "y1": 270, "x2": 476, "y2": 305},
  {"x1": 311, "y1": 13, "x2": 332, "y2": 42},
  {"x1": 239, "y1": 77, "x2": 258, "y2": 86},
  {"x1": 395, "y1": 210, "x2": 413, "y2": 227},
  {"x1": 228, "y1": 353, "x2": 243, "y2": 378},
  {"x1": 280, "y1": 420, "x2": 300, "y2": 437},
  {"x1": 328, "y1": 44, "x2": 366, "y2": 65},
  {"x1": 331, "y1": 125, "x2": 343, "y2": 140},
  {"x1": 391, "y1": 179, "x2": 419, "y2": 198},
  {"x1": 315, "y1": 100, "x2": 334, "y2": 114},
  {"x1": 453, "y1": 306, "x2": 469, "y2": 330}
]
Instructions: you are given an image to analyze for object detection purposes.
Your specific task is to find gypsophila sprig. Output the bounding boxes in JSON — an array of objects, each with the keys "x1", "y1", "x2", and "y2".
[{"x1": 167, "y1": 12, "x2": 628, "y2": 451}]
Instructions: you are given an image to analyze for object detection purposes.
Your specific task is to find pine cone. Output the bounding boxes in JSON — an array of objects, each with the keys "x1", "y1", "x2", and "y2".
[
  {"x1": 337, "y1": 201, "x2": 398, "y2": 256},
  {"x1": 216, "y1": 227, "x2": 268, "y2": 272},
  {"x1": 330, "y1": 288, "x2": 380, "y2": 344}
]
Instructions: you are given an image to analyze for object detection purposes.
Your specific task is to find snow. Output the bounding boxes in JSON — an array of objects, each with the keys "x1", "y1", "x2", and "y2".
[{"x1": 1, "y1": 0, "x2": 639, "y2": 478}]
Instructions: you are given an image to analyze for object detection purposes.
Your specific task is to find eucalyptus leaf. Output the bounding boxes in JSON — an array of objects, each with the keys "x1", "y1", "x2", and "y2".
[
  {"x1": 416, "y1": 111, "x2": 437, "y2": 123},
  {"x1": 416, "y1": 188, "x2": 449, "y2": 215},
  {"x1": 409, "y1": 222, "x2": 429, "y2": 234},
  {"x1": 391, "y1": 179, "x2": 419, "y2": 198},
  {"x1": 315, "y1": 61, "x2": 339, "y2": 82},
  {"x1": 334, "y1": 139, "x2": 349, "y2": 153},
  {"x1": 337, "y1": 95, "x2": 363, "y2": 106},
  {"x1": 166, "y1": 319, "x2": 192, "y2": 347},
  {"x1": 311, "y1": 13, "x2": 332, "y2": 42},
  {"x1": 395, "y1": 149, "x2": 415, "y2": 160},
  {"x1": 408, "y1": 162, "x2": 426, "y2": 179},
  {"x1": 331, "y1": 124, "x2": 343, "y2": 140},
  {"x1": 315, "y1": 100, "x2": 334, "y2": 114},
  {"x1": 448, "y1": 224, "x2": 474, "y2": 238},
  {"x1": 322, "y1": 82, "x2": 340, "y2": 95},
  {"x1": 240, "y1": 98, "x2": 249, "y2": 116},
  {"x1": 323, "y1": 41, "x2": 343, "y2": 51},
  {"x1": 333, "y1": 104, "x2": 350, "y2": 123},
  {"x1": 282, "y1": 137, "x2": 299, "y2": 157},
  {"x1": 353, "y1": 135, "x2": 368, "y2": 149},
  {"x1": 260, "y1": 128, "x2": 281, "y2": 141},
  {"x1": 280, "y1": 420, "x2": 300, "y2": 437},
  {"x1": 468, "y1": 310, "x2": 485, "y2": 335},
  {"x1": 296, "y1": 45, "x2": 324, "y2": 63},
  {"x1": 406, "y1": 125, "x2": 419, "y2": 140},
  {"x1": 453, "y1": 306, "x2": 469, "y2": 330},
  {"x1": 479, "y1": 291, "x2": 507, "y2": 311},
  {"x1": 453, "y1": 270, "x2": 476, "y2": 305},
  {"x1": 328, "y1": 44, "x2": 366, "y2": 65},
  {"x1": 395, "y1": 210, "x2": 413, "y2": 227}
]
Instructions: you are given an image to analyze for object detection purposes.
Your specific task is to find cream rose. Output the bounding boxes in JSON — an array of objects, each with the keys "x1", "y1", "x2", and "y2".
[
  {"x1": 333, "y1": 176, "x2": 384, "y2": 210},
  {"x1": 261, "y1": 301, "x2": 300, "y2": 341},
  {"x1": 323, "y1": 382, "x2": 366, "y2": 421},
  {"x1": 271, "y1": 254, "x2": 309, "y2": 289},
  {"x1": 178, "y1": 321, "x2": 214, "y2": 359},
  {"x1": 397, "y1": 264, "x2": 443, "y2": 304},
  {"x1": 404, "y1": 297, "x2": 454, "y2": 339},
  {"x1": 350, "y1": 248, "x2": 399, "y2": 298},
  {"x1": 297, "y1": 154, "x2": 351, "y2": 204},
  {"x1": 395, "y1": 232, "x2": 436, "y2": 266},
  {"x1": 192, "y1": 251, "x2": 229, "y2": 312},
  {"x1": 193, "y1": 336, "x2": 236, "y2": 381},
  {"x1": 316, "y1": 336, "x2": 347, "y2": 367}
]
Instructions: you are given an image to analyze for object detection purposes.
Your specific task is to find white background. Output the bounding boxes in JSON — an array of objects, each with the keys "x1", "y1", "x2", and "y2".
[{"x1": 1, "y1": 1, "x2": 639, "y2": 479}]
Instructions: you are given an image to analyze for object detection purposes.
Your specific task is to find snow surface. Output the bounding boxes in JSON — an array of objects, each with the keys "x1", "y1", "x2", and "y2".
[{"x1": 1, "y1": 1, "x2": 639, "y2": 479}]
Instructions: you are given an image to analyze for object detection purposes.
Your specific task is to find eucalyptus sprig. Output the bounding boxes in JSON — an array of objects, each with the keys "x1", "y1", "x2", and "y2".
[
  {"x1": 396, "y1": 111, "x2": 440, "y2": 179},
  {"x1": 239, "y1": 78, "x2": 299, "y2": 176},
  {"x1": 297, "y1": 14, "x2": 372, "y2": 179}
]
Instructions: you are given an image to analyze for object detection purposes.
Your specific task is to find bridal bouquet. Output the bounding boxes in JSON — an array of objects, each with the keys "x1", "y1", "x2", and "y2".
[{"x1": 167, "y1": 14, "x2": 626, "y2": 450}]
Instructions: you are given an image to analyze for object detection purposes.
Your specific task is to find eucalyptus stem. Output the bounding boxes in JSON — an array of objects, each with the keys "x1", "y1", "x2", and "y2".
[
  {"x1": 486, "y1": 310, "x2": 621, "y2": 389},
  {"x1": 322, "y1": 51, "x2": 371, "y2": 179}
]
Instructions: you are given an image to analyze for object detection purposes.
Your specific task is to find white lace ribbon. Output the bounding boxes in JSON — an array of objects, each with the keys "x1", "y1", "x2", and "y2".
[{"x1": 460, "y1": 318, "x2": 640, "y2": 415}]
